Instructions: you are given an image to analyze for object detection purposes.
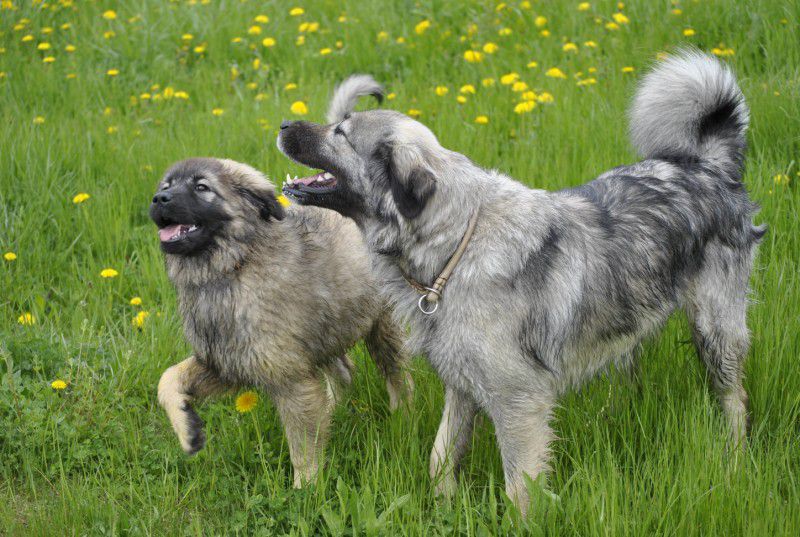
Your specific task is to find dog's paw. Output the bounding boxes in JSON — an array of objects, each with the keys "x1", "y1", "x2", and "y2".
[{"x1": 179, "y1": 402, "x2": 206, "y2": 455}]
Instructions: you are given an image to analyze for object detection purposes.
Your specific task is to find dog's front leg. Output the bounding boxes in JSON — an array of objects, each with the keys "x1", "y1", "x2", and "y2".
[
  {"x1": 429, "y1": 386, "x2": 479, "y2": 498},
  {"x1": 272, "y1": 375, "x2": 333, "y2": 488},
  {"x1": 157, "y1": 355, "x2": 228, "y2": 455},
  {"x1": 488, "y1": 388, "x2": 555, "y2": 516}
]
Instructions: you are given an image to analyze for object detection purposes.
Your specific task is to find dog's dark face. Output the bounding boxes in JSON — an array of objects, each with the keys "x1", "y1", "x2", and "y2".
[
  {"x1": 278, "y1": 110, "x2": 438, "y2": 224},
  {"x1": 150, "y1": 158, "x2": 284, "y2": 256}
]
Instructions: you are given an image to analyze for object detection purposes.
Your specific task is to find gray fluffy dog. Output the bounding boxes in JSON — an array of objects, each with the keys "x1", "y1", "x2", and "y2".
[
  {"x1": 151, "y1": 158, "x2": 412, "y2": 487},
  {"x1": 278, "y1": 51, "x2": 764, "y2": 511}
]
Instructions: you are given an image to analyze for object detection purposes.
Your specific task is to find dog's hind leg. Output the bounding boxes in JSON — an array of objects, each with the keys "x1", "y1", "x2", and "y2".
[
  {"x1": 272, "y1": 375, "x2": 333, "y2": 488},
  {"x1": 429, "y1": 387, "x2": 479, "y2": 499},
  {"x1": 685, "y1": 243, "x2": 754, "y2": 450},
  {"x1": 365, "y1": 309, "x2": 414, "y2": 411},
  {"x1": 157, "y1": 355, "x2": 228, "y2": 455}
]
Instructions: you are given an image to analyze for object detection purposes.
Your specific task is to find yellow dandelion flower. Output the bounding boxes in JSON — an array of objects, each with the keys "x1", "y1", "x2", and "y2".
[
  {"x1": 65, "y1": 44, "x2": 76, "y2": 52},
  {"x1": 262, "y1": 37, "x2": 276, "y2": 47},
  {"x1": 500, "y1": 72, "x2": 519, "y2": 85},
  {"x1": 296, "y1": 35, "x2": 306, "y2": 46},
  {"x1": 396, "y1": 37, "x2": 406, "y2": 44},
  {"x1": 520, "y1": 1, "x2": 532, "y2": 9},
  {"x1": 460, "y1": 84, "x2": 476, "y2": 94},
  {"x1": 475, "y1": 115, "x2": 489, "y2": 124},
  {"x1": 320, "y1": 47, "x2": 332, "y2": 55},
  {"x1": 773, "y1": 174, "x2": 790, "y2": 186},
  {"x1": 72, "y1": 192, "x2": 90, "y2": 204},
  {"x1": 578, "y1": 2, "x2": 591, "y2": 11},
  {"x1": 415, "y1": 20, "x2": 431, "y2": 35},
  {"x1": 482, "y1": 78, "x2": 495, "y2": 87},
  {"x1": 540, "y1": 29, "x2": 551, "y2": 37},
  {"x1": 514, "y1": 100, "x2": 536, "y2": 114},
  {"x1": 37, "y1": 42, "x2": 51, "y2": 51},
  {"x1": 535, "y1": 16, "x2": 548, "y2": 28},
  {"x1": 289, "y1": 7, "x2": 304, "y2": 16},
  {"x1": 605, "y1": 21, "x2": 620, "y2": 30},
  {"x1": 496, "y1": 2, "x2": 507, "y2": 11},
  {"x1": 290, "y1": 101, "x2": 308, "y2": 115},
  {"x1": 407, "y1": 108, "x2": 421, "y2": 118},
  {"x1": 252, "y1": 58, "x2": 261, "y2": 70},
  {"x1": 103, "y1": 30, "x2": 116, "y2": 39},
  {"x1": 130, "y1": 297, "x2": 142, "y2": 306},
  {"x1": 683, "y1": 28, "x2": 695, "y2": 37},
  {"x1": 577, "y1": 78, "x2": 597, "y2": 86},
  {"x1": 106, "y1": 126, "x2": 118, "y2": 135},
  {"x1": 521, "y1": 91, "x2": 537, "y2": 101},
  {"x1": 463, "y1": 50, "x2": 484, "y2": 63},
  {"x1": 18, "y1": 312, "x2": 36, "y2": 325},
  {"x1": 456, "y1": 95, "x2": 467, "y2": 104},
  {"x1": 545, "y1": 67, "x2": 567, "y2": 79},
  {"x1": 563, "y1": 42, "x2": 578, "y2": 53},
  {"x1": 107, "y1": 69, "x2": 119, "y2": 77},
  {"x1": 22, "y1": 35, "x2": 34, "y2": 43},
  {"x1": 131, "y1": 310, "x2": 149, "y2": 328},
  {"x1": 182, "y1": 33, "x2": 194, "y2": 41},
  {"x1": 711, "y1": 45, "x2": 735, "y2": 57},
  {"x1": 33, "y1": 116, "x2": 45, "y2": 125},
  {"x1": 499, "y1": 27, "x2": 512, "y2": 36},
  {"x1": 387, "y1": 92, "x2": 396, "y2": 100},
  {"x1": 102, "y1": 10, "x2": 117, "y2": 20},
  {"x1": 622, "y1": 66, "x2": 634, "y2": 73},
  {"x1": 435, "y1": 85, "x2": 449, "y2": 96},
  {"x1": 511, "y1": 81, "x2": 529, "y2": 92},
  {"x1": 612, "y1": 12, "x2": 629, "y2": 24},
  {"x1": 100, "y1": 268, "x2": 119, "y2": 278},
  {"x1": 4, "y1": 252, "x2": 17, "y2": 261},
  {"x1": 672, "y1": 8, "x2": 683, "y2": 15},
  {"x1": 584, "y1": 40, "x2": 597, "y2": 48},
  {"x1": 377, "y1": 31, "x2": 389, "y2": 42},
  {"x1": 254, "y1": 14, "x2": 269, "y2": 23},
  {"x1": 51, "y1": 379, "x2": 67, "y2": 390},
  {"x1": 211, "y1": 108, "x2": 224, "y2": 116},
  {"x1": 285, "y1": 82, "x2": 298, "y2": 91},
  {"x1": 537, "y1": 92, "x2": 554, "y2": 103},
  {"x1": 42, "y1": 56, "x2": 55, "y2": 63},
  {"x1": 277, "y1": 194, "x2": 291, "y2": 208},
  {"x1": 235, "y1": 391, "x2": 259, "y2": 412},
  {"x1": 483, "y1": 42, "x2": 499, "y2": 54},
  {"x1": 247, "y1": 25, "x2": 262, "y2": 35}
]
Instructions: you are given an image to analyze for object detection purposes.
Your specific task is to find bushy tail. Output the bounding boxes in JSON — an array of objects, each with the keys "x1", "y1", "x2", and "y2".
[
  {"x1": 629, "y1": 49, "x2": 749, "y2": 179},
  {"x1": 326, "y1": 74, "x2": 384, "y2": 123}
]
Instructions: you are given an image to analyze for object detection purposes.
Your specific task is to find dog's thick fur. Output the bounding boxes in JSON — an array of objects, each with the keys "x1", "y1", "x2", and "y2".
[
  {"x1": 150, "y1": 158, "x2": 412, "y2": 487},
  {"x1": 278, "y1": 51, "x2": 764, "y2": 511}
]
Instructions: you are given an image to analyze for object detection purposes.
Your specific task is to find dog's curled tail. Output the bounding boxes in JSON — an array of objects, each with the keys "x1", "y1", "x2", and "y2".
[
  {"x1": 326, "y1": 74, "x2": 384, "y2": 124},
  {"x1": 630, "y1": 49, "x2": 749, "y2": 180}
]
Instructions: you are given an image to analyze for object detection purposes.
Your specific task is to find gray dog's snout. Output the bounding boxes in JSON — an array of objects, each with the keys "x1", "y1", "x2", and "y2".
[
  {"x1": 153, "y1": 192, "x2": 172, "y2": 204},
  {"x1": 280, "y1": 120, "x2": 294, "y2": 130}
]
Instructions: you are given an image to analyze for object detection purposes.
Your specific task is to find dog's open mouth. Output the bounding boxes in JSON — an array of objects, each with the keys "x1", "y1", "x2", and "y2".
[
  {"x1": 283, "y1": 171, "x2": 337, "y2": 195},
  {"x1": 158, "y1": 224, "x2": 200, "y2": 243}
]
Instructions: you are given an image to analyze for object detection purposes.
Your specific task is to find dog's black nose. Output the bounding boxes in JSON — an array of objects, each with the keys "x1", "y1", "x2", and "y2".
[
  {"x1": 280, "y1": 120, "x2": 293, "y2": 130},
  {"x1": 152, "y1": 192, "x2": 172, "y2": 204}
]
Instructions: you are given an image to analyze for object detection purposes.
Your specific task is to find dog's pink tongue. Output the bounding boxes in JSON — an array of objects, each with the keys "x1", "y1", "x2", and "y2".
[{"x1": 158, "y1": 225, "x2": 182, "y2": 242}]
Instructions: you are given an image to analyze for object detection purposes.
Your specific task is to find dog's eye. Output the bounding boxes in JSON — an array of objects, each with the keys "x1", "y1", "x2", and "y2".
[{"x1": 195, "y1": 184, "x2": 209, "y2": 192}]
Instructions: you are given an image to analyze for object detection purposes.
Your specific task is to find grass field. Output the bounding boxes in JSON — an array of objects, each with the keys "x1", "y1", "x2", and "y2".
[{"x1": 1, "y1": 0, "x2": 799, "y2": 535}]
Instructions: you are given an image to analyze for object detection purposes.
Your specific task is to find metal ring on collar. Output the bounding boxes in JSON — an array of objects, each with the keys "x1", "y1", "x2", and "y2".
[{"x1": 418, "y1": 294, "x2": 439, "y2": 315}]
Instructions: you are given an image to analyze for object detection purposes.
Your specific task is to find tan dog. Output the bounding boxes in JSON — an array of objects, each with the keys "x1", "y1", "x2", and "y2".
[{"x1": 151, "y1": 158, "x2": 412, "y2": 486}]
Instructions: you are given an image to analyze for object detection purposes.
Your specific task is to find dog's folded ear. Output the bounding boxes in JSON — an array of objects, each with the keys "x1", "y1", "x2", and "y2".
[
  {"x1": 236, "y1": 187, "x2": 286, "y2": 221},
  {"x1": 385, "y1": 143, "x2": 437, "y2": 220}
]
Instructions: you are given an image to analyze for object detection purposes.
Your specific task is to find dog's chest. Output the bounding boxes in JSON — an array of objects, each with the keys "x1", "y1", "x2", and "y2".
[{"x1": 180, "y1": 282, "x2": 269, "y2": 383}]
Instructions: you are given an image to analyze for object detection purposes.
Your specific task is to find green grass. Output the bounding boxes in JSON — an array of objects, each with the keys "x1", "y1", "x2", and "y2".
[{"x1": 1, "y1": 0, "x2": 798, "y2": 535}]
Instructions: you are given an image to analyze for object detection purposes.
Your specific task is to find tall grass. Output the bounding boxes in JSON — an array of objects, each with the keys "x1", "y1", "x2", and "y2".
[{"x1": 1, "y1": 1, "x2": 798, "y2": 535}]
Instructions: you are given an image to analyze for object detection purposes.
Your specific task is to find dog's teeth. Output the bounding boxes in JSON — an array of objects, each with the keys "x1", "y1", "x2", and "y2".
[
  {"x1": 188, "y1": 225, "x2": 197, "y2": 232},
  {"x1": 323, "y1": 172, "x2": 334, "y2": 180}
]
